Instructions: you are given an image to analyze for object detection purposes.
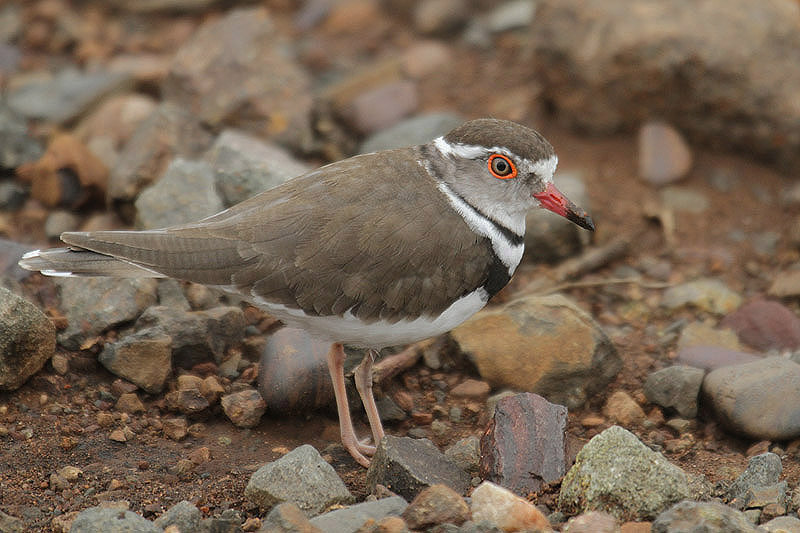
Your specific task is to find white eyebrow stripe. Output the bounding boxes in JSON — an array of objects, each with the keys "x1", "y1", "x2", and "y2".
[{"x1": 433, "y1": 137, "x2": 558, "y2": 182}]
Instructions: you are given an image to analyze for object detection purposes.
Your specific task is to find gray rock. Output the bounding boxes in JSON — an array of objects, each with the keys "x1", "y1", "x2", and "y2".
[
  {"x1": 376, "y1": 395, "x2": 408, "y2": 423},
  {"x1": 135, "y1": 158, "x2": 223, "y2": 229},
  {"x1": 0, "y1": 181, "x2": 27, "y2": 210},
  {"x1": 0, "y1": 287, "x2": 55, "y2": 390},
  {"x1": 260, "y1": 502, "x2": 322, "y2": 533},
  {"x1": 0, "y1": 508, "x2": 24, "y2": 533},
  {"x1": 445, "y1": 436, "x2": 481, "y2": 476},
  {"x1": 638, "y1": 121, "x2": 693, "y2": 185},
  {"x1": 98, "y1": 330, "x2": 172, "y2": 394},
  {"x1": 562, "y1": 511, "x2": 619, "y2": 533},
  {"x1": 402, "y1": 484, "x2": 470, "y2": 529},
  {"x1": 8, "y1": 67, "x2": 133, "y2": 124},
  {"x1": 0, "y1": 103, "x2": 42, "y2": 168},
  {"x1": 450, "y1": 294, "x2": 620, "y2": 409},
  {"x1": 366, "y1": 436, "x2": 471, "y2": 500},
  {"x1": 156, "y1": 279, "x2": 191, "y2": 311},
  {"x1": 109, "y1": 102, "x2": 213, "y2": 204},
  {"x1": 703, "y1": 357, "x2": 800, "y2": 441},
  {"x1": 559, "y1": 426, "x2": 690, "y2": 521},
  {"x1": 661, "y1": 278, "x2": 742, "y2": 315},
  {"x1": 205, "y1": 129, "x2": 311, "y2": 207},
  {"x1": 727, "y1": 453, "x2": 783, "y2": 507},
  {"x1": 531, "y1": 0, "x2": 800, "y2": 173},
  {"x1": 153, "y1": 500, "x2": 201, "y2": 531},
  {"x1": 651, "y1": 500, "x2": 758, "y2": 533},
  {"x1": 359, "y1": 112, "x2": 464, "y2": 154},
  {"x1": 762, "y1": 516, "x2": 800, "y2": 533},
  {"x1": 221, "y1": 389, "x2": 267, "y2": 428},
  {"x1": 309, "y1": 496, "x2": 408, "y2": 533},
  {"x1": 68, "y1": 506, "x2": 161, "y2": 533},
  {"x1": 525, "y1": 172, "x2": 590, "y2": 263},
  {"x1": 135, "y1": 305, "x2": 246, "y2": 367},
  {"x1": 643, "y1": 365, "x2": 705, "y2": 418},
  {"x1": 245, "y1": 444, "x2": 354, "y2": 516},
  {"x1": 199, "y1": 509, "x2": 242, "y2": 533},
  {"x1": 163, "y1": 7, "x2": 313, "y2": 151},
  {"x1": 480, "y1": 393, "x2": 567, "y2": 495}
]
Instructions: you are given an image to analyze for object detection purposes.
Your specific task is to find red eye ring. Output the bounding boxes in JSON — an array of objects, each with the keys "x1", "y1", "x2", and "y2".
[{"x1": 488, "y1": 154, "x2": 517, "y2": 179}]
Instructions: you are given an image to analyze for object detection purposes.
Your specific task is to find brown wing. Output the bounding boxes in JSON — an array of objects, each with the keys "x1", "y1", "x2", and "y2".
[{"x1": 62, "y1": 148, "x2": 496, "y2": 323}]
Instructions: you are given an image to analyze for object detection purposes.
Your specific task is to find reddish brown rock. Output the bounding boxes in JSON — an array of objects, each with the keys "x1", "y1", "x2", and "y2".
[
  {"x1": 720, "y1": 299, "x2": 800, "y2": 351},
  {"x1": 480, "y1": 392, "x2": 567, "y2": 495}
]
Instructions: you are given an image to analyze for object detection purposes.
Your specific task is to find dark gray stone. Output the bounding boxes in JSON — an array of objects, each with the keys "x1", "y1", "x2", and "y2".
[
  {"x1": 727, "y1": 453, "x2": 783, "y2": 508},
  {"x1": 204, "y1": 129, "x2": 310, "y2": 207},
  {"x1": 480, "y1": 393, "x2": 567, "y2": 495},
  {"x1": 559, "y1": 426, "x2": 690, "y2": 521},
  {"x1": 154, "y1": 500, "x2": 201, "y2": 531},
  {"x1": 136, "y1": 305, "x2": 246, "y2": 366},
  {"x1": 366, "y1": 436, "x2": 471, "y2": 500},
  {"x1": 68, "y1": 506, "x2": 161, "y2": 533},
  {"x1": 55, "y1": 277, "x2": 158, "y2": 350},
  {"x1": 652, "y1": 500, "x2": 758, "y2": 533},
  {"x1": 0, "y1": 287, "x2": 55, "y2": 390},
  {"x1": 445, "y1": 436, "x2": 480, "y2": 476},
  {"x1": 134, "y1": 158, "x2": 223, "y2": 230},
  {"x1": 260, "y1": 502, "x2": 321, "y2": 533},
  {"x1": 0, "y1": 103, "x2": 42, "y2": 168},
  {"x1": 245, "y1": 445, "x2": 353, "y2": 516},
  {"x1": 308, "y1": 496, "x2": 408, "y2": 533},
  {"x1": 644, "y1": 365, "x2": 705, "y2": 418}
]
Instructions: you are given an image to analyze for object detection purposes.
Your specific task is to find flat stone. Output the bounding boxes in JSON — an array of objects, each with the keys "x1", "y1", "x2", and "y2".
[
  {"x1": 559, "y1": 426, "x2": 690, "y2": 521},
  {"x1": 676, "y1": 321, "x2": 742, "y2": 352},
  {"x1": 661, "y1": 278, "x2": 742, "y2": 315},
  {"x1": 0, "y1": 102, "x2": 42, "y2": 168},
  {"x1": 450, "y1": 379, "x2": 490, "y2": 399},
  {"x1": 204, "y1": 129, "x2": 311, "y2": 207},
  {"x1": 401, "y1": 484, "x2": 469, "y2": 529},
  {"x1": 651, "y1": 500, "x2": 758, "y2": 533},
  {"x1": 676, "y1": 346, "x2": 761, "y2": 371},
  {"x1": 639, "y1": 121, "x2": 693, "y2": 185},
  {"x1": 480, "y1": 392, "x2": 567, "y2": 495},
  {"x1": 344, "y1": 80, "x2": 418, "y2": 135},
  {"x1": 309, "y1": 496, "x2": 408, "y2": 533},
  {"x1": 163, "y1": 7, "x2": 312, "y2": 150},
  {"x1": 0, "y1": 287, "x2": 55, "y2": 391},
  {"x1": 359, "y1": 112, "x2": 463, "y2": 154},
  {"x1": 68, "y1": 506, "x2": 161, "y2": 533},
  {"x1": 245, "y1": 445, "x2": 353, "y2": 516},
  {"x1": 564, "y1": 511, "x2": 620, "y2": 533},
  {"x1": 762, "y1": 515, "x2": 800, "y2": 533},
  {"x1": 769, "y1": 270, "x2": 800, "y2": 298},
  {"x1": 470, "y1": 481, "x2": 551, "y2": 532},
  {"x1": 366, "y1": 436, "x2": 470, "y2": 500},
  {"x1": 220, "y1": 389, "x2": 267, "y2": 428},
  {"x1": 661, "y1": 185, "x2": 709, "y2": 213},
  {"x1": 702, "y1": 357, "x2": 800, "y2": 440},
  {"x1": 134, "y1": 158, "x2": 223, "y2": 230},
  {"x1": 99, "y1": 331, "x2": 172, "y2": 394},
  {"x1": 450, "y1": 294, "x2": 620, "y2": 409},
  {"x1": 55, "y1": 277, "x2": 158, "y2": 351},
  {"x1": 8, "y1": 67, "x2": 133, "y2": 124},
  {"x1": 165, "y1": 389, "x2": 210, "y2": 416},
  {"x1": 721, "y1": 299, "x2": 800, "y2": 351},
  {"x1": 644, "y1": 365, "x2": 705, "y2": 418}
]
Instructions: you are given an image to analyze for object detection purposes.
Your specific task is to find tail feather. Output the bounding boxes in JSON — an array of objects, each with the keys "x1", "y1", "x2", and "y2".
[{"x1": 19, "y1": 248, "x2": 165, "y2": 278}]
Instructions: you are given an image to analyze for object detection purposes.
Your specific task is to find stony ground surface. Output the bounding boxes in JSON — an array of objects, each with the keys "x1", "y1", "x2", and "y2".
[{"x1": 2, "y1": 1, "x2": 800, "y2": 531}]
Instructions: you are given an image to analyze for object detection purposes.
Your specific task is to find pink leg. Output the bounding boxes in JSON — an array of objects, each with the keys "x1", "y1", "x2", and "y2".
[
  {"x1": 354, "y1": 349, "x2": 385, "y2": 448},
  {"x1": 325, "y1": 343, "x2": 371, "y2": 467}
]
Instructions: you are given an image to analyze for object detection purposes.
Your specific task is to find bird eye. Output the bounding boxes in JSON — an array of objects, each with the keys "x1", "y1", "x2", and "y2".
[{"x1": 488, "y1": 154, "x2": 517, "y2": 179}]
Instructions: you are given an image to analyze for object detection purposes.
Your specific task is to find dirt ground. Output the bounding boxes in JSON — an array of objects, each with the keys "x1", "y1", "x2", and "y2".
[{"x1": 2, "y1": 2, "x2": 799, "y2": 530}]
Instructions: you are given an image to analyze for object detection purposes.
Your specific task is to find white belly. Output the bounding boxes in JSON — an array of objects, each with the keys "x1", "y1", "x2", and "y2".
[{"x1": 253, "y1": 288, "x2": 490, "y2": 348}]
